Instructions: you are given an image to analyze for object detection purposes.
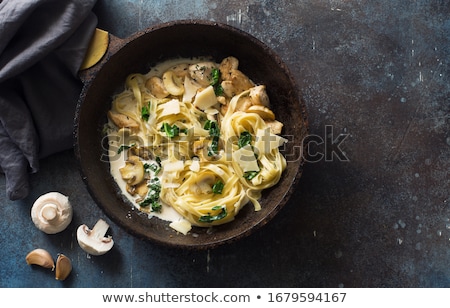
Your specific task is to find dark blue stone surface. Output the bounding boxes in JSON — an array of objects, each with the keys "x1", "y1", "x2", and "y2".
[{"x1": 0, "y1": 0, "x2": 448, "y2": 288}]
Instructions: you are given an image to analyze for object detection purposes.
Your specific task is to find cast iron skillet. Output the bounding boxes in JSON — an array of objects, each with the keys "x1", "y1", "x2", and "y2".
[{"x1": 74, "y1": 20, "x2": 308, "y2": 249}]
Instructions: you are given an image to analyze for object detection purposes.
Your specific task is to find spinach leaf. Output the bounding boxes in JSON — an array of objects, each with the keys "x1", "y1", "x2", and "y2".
[
  {"x1": 199, "y1": 206, "x2": 227, "y2": 223},
  {"x1": 238, "y1": 131, "x2": 252, "y2": 148}
]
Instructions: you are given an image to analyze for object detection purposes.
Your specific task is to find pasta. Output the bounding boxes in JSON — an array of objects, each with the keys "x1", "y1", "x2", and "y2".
[{"x1": 106, "y1": 56, "x2": 287, "y2": 233}]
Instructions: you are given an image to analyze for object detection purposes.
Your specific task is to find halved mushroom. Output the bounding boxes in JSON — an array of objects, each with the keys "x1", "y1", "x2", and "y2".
[
  {"x1": 246, "y1": 105, "x2": 276, "y2": 121},
  {"x1": 119, "y1": 155, "x2": 145, "y2": 186},
  {"x1": 77, "y1": 219, "x2": 114, "y2": 256},
  {"x1": 108, "y1": 110, "x2": 139, "y2": 130},
  {"x1": 31, "y1": 192, "x2": 73, "y2": 234},
  {"x1": 126, "y1": 181, "x2": 149, "y2": 198},
  {"x1": 145, "y1": 76, "x2": 169, "y2": 98}
]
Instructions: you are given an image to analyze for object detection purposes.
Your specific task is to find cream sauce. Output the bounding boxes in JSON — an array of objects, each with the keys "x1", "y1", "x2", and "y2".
[{"x1": 107, "y1": 57, "x2": 211, "y2": 227}]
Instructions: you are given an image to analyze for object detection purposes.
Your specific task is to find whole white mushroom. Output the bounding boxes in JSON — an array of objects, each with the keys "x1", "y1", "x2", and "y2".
[{"x1": 31, "y1": 192, "x2": 73, "y2": 234}]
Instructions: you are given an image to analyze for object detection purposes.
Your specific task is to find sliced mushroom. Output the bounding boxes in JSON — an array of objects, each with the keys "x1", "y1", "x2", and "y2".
[
  {"x1": 77, "y1": 219, "x2": 114, "y2": 256},
  {"x1": 162, "y1": 70, "x2": 184, "y2": 96},
  {"x1": 108, "y1": 110, "x2": 139, "y2": 129},
  {"x1": 119, "y1": 155, "x2": 145, "y2": 186},
  {"x1": 246, "y1": 105, "x2": 276, "y2": 121},
  {"x1": 145, "y1": 76, "x2": 169, "y2": 98},
  {"x1": 31, "y1": 192, "x2": 73, "y2": 234},
  {"x1": 127, "y1": 181, "x2": 149, "y2": 198}
]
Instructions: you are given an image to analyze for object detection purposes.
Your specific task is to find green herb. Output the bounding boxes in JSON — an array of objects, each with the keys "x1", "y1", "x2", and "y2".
[
  {"x1": 161, "y1": 123, "x2": 180, "y2": 138},
  {"x1": 238, "y1": 131, "x2": 252, "y2": 148},
  {"x1": 141, "y1": 102, "x2": 151, "y2": 121},
  {"x1": 139, "y1": 177, "x2": 162, "y2": 212},
  {"x1": 210, "y1": 68, "x2": 224, "y2": 96},
  {"x1": 198, "y1": 206, "x2": 227, "y2": 223},
  {"x1": 214, "y1": 84, "x2": 224, "y2": 96},
  {"x1": 204, "y1": 120, "x2": 220, "y2": 156},
  {"x1": 144, "y1": 162, "x2": 161, "y2": 176},
  {"x1": 117, "y1": 143, "x2": 134, "y2": 154},
  {"x1": 210, "y1": 68, "x2": 220, "y2": 86},
  {"x1": 212, "y1": 180, "x2": 224, "y2": 194},
  {"x1": 243, "y1": 170, "x2": 260, "y2": 180}
]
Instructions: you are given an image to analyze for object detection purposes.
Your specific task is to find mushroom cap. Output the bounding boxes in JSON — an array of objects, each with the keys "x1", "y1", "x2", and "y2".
[
  {"x1": 76, "y1": 220, "x2": 114, "y2": 256},
  {"x1": 31, "y1": 192, "x2": 73, "y2": 234}
]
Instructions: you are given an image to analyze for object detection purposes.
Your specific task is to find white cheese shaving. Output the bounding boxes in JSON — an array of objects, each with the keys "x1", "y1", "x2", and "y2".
[
  {"x1": 193, "y1": 85, "x2": 217, "y2": 110},
  {"x1": 205, "y1": 107, "x2": 219, "y2": 115},
  {"x1": 162, "y1": 160, "x2": 184, "y2": 172},
  {"x1": 169, "y1": 219, "x2": 192, "y2": 235},
  {"x1": 189, "y1": 158, "x2": 200, "y2": 172},
  {"x1": 232, "y1": 145, "x2": 259, "y2": 172},
  {"x1": 160, "y1": 99, "x2": 181, "y2": 117},
  {"x1": 182, "y1": 75, "x2": 201, "y2": 103},
  {"x1": 254, "y1": 128, "x2": 287, "y2": 154}
]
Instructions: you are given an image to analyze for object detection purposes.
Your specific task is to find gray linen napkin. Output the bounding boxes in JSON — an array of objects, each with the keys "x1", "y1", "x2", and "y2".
[{"x1": 0, "y1": 0, "x2": 98, "y2": 200}]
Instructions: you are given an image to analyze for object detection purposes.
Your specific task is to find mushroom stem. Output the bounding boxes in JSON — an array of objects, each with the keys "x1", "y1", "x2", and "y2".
[
  {"x1": 40, "y1": 203, "x2": 58, "y2": 222},
  {"x1": 91, "y1": 219, "x2": 110, "y2": 239}
]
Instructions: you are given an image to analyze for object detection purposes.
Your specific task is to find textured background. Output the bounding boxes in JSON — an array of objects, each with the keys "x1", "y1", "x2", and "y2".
[{"x1": 1, "y1": 0, "x2": 449, "y2": 287}]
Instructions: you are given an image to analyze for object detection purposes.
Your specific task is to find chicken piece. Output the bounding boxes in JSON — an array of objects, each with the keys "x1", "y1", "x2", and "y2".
[
  {"x1": 235, "y1": 97, "x2": 253, "y2": 112},
  {"x1": 219, "y1": 56, "x2": 239, "y2": 81},
  {"x1": 221, "y1": 69, "x2": 255, "y2": 98},
  {"x1": 189, "y1": 62, "x2": 218, "y2": 87},
  {"x1": 249, "y1": 85, "x2": 270, "y2": 107},
  {"x1": 108, "y1": 111, "x2": 139, "y2": 130},
  {"x1": 265, "y1": 120, "x2": 284, "y2": 135},
  {"x1": 216, "y1": 96, "x2": 227, "y2": 105}
]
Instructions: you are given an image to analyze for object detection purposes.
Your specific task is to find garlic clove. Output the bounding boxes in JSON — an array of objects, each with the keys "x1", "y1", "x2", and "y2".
[
  {"x1": 25, "y1": 248, "x2": 55, "y2": 270},
  {"x1": 55, "y1": 253, "x2": 72, "y2": 281}
]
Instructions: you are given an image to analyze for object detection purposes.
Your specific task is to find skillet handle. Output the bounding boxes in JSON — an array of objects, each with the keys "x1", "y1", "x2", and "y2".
[{"x1": 78, "y1": 28, "x2": 123, "y2": 84}]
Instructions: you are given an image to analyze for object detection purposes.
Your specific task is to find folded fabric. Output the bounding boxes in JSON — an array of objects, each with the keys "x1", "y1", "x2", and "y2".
[{"x1": 0, "y1": 0, "x2": 98, "y2": 200}]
